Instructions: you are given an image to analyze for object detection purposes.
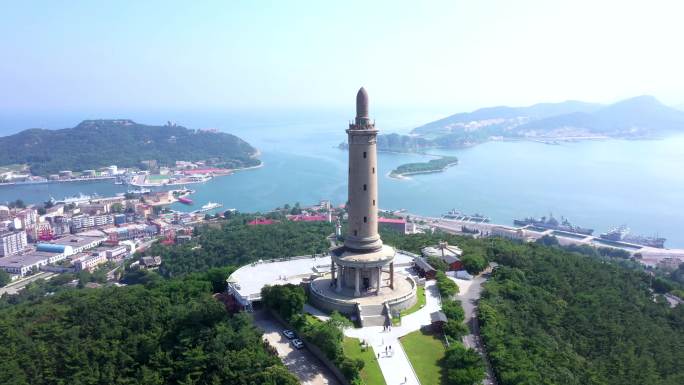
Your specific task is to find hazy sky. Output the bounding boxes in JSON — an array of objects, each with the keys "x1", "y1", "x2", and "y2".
[{"x1": 2, "y1": 0, "x2": 683, "y2": 115}]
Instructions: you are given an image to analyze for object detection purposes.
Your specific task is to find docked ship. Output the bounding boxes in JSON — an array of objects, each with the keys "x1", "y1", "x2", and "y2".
[
  {"x1": 599, "y1": 225, "x2": 630, "y2": 241},
  {"x1": 127, "y1": 187, "x2": 150, "y2": 195},
  {"x1": 600, "y1": 225, "x2": 666, "y2": 248},
  {"x1": 177, "y1": 197, "x2": 193, "y2": 205},
  {"x1": 513, "y1": 214, "x2": 594, "y2": 235},
  {"x1": 443, "y1": 209, "x2": 490, "y2": 223},
  {"x1": 54, "y1": 193, "x2": 98, "y2": 204},
  {"x1": 194, "y1": 202, "x2": 223, "y2": 213}
]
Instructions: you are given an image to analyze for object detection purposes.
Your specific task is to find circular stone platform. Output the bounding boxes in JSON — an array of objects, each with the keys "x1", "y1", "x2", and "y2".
[{"x1": 309, "y1": 271, "x2": 417, "y2": 315}]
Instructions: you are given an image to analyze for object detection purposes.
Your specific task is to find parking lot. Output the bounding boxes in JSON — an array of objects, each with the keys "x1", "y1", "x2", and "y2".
[{"x1": 253, "y1": 311, "x2": 340, "y2": 385}]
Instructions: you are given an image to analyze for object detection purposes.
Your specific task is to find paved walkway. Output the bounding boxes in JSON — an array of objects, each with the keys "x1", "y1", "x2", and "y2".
[
  {"x1": 344, "y1": 279, "x2": 442, "y2": 385},
  {"x1": 451, "y1": 268, "x2": 497, "y2": 385}
]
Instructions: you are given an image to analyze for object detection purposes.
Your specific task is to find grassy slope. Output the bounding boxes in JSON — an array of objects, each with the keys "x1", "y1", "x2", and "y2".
[
  {"x1": 400, "y1": 330, "x2": 446, "y2": 385},
  {"x1": 343, "y1": 337, "x2": 386, "y2": 385},
  {"x1": 400, "y1": 285, "x2": 426, "y2": 317}
]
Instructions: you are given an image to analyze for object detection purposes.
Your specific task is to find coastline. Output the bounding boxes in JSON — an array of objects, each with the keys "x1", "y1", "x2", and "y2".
[
  {"x1": 0, "y1": 176, "x2": 117, "y2": 187},
  {"x1": 128, "y1": 161, "x2": 265, "y2": 187}
]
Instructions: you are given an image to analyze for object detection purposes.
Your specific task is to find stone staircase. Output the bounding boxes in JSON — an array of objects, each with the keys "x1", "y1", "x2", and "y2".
[{"x1": 359, "y1": 303, "x2": 388, "y2": 327}]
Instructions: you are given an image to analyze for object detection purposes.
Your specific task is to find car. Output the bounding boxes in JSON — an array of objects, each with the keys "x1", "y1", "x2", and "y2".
[
  {"x1": 291, "y1": 338, "x2": 304, "y2": 350},
  {"x1": 282, "y1": 329, "x2": 296, "y2": 339}
]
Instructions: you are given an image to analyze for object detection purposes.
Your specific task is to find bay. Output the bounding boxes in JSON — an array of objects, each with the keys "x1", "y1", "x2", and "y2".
[{"x1": 1, "y1": 110, "x2": 683, "y2": 247}]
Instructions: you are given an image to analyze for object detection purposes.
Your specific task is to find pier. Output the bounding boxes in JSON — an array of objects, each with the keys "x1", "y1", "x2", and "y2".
[{"x1": 401, "y1": 213, "x2": 684, "y2": 267}]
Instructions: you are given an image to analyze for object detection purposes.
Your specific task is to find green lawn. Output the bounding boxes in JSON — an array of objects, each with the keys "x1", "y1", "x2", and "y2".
[
  {"x1": 400, "y1": 330, "x2": 447, "y2": 385},
  {"x1": 343, "y1": 337, "x2": 387, "y2": 385},
  {"x1": 400, "y1": 285, "x2": 426, "y2": 317},
  {"x1": 148, "y1": 174, "x2": 169, "y2": 181},
  {"x1": 304, "y1": 313, "x2": 322, "y2": 326}
]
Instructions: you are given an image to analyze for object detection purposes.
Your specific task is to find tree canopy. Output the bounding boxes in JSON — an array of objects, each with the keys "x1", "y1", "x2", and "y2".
[
  {"x1": 0, "y1": 119, "x2": 259, "y2": 175},
  {"x1": 0, "y1": 275, "x2": 298, "y2": 385},
  {"x1": 145, "y1": 217, "x2": 333, "y2": 278},
  {"x1": 480, "y1": 240, "x2": 684, "y2": 385}
]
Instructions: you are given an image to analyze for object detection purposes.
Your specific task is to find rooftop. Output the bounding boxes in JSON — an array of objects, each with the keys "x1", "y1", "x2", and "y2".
[
  {"x1": 378, "y1": 217, "x2": 406, "y2": 224},
  {"x1": 0, "y1": 250, "x2": 59, "y2": 267},
  {"x1": 48, "y1": 234, "x2": 106, "y2": 248}
]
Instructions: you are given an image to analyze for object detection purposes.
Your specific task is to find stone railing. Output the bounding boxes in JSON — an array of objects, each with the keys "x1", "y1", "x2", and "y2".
[
  {"x1": 385, "y1": 275, "x2": 418, "y2": 312},
  {"x1": 308, "y1": 281, "x2": 359, "y2": 314}
]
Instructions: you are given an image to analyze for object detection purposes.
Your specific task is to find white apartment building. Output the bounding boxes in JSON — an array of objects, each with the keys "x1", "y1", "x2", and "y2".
[
  {"x1": 71, "y1": 214, "x2": 114, "y2": 230},
  {"x1": 0, "y1": 230, "x2": 28, "y2": 256}
]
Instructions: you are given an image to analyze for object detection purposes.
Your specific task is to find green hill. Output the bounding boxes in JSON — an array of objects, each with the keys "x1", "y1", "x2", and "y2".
[{"x1": 0, "y1": 119, "x2": 260, "y2": 175}]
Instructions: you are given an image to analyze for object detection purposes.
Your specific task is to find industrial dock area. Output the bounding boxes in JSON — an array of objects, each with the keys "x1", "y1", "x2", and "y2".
[{"x1": 399, "y1": 212, "x2": 684, "y2": 269}]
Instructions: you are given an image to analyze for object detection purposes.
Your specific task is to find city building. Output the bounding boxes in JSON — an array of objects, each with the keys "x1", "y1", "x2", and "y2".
[
  {"x1": 0, "y1": 251, "x2": 56, "y2": 276},
  {"x1": 0, "y1": 205, "x2": 10, "y2": 220},
  {"x1": 73, "y1": 252, "x2": 108, "y2": 271},
  {"x1": 141, "y1": 256, "x2": 162, "y2": 269},
  {"x1": 430, "y1": 311, "x2": 448, "y2": 332},
  {"x1": 71, "y1": 214, "x2": 114, "y2": 231},
  {"x1": 309, "y1": 88, "x2": 417, "y2": 325},
  {"x1": 104, "y1": 245, "x2": 129, "y2": 260},
  {"x1": 41, "y1": 234, "x2": 105, "y2": 256},
  {"x1": 0, "y1": 230, "x2": 28, "y2": 256},
  {"x1": 490, "y1": 225, "x2": 530, "y2": 241},
  {"x1": 414, "y1": 257, "x2": 437, "y2": 280},
  {"x1": 378, "y1": 217, "x2": 407, "y2": 233}
]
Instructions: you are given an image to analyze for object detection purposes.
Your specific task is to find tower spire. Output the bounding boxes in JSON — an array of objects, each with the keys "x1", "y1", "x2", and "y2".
[{"x1": 356, "y1": 87, "x2": 369, "y2": 118}]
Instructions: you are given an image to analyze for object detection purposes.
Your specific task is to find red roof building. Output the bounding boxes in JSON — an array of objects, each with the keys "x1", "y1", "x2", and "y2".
[
  {"x1": 247, "y1": 218, "x2": 276, "y2": 226},
  {"x1": 378, "y1": 217, "x2": 406, "y2": 233},
  {"x1": 288, "y1": 214, "x2": 328, "y2": 222}
]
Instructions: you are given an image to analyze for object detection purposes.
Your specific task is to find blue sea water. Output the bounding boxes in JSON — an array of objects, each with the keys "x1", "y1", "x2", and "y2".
[{"x1": 1, "y1": 110, "x2": 683, "y2": 247}]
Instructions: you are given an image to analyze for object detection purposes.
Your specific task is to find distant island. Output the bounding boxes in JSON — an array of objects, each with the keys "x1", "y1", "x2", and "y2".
[
  {"x1": 0, "y1": 119, "x2": 260, "y2": 176},
  {"x1": 341, "y1": 95, "x2": 684, "y2": 153},
  {"x1": 390, "y1": 156, "x2": 458, "y2": 178}
]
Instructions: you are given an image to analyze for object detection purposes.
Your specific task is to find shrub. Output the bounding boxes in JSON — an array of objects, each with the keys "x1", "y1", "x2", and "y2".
[
  {"x1": 436, "y1": 271, "x2": 459, "y2": 298},
  {"x1": 442, "y1": 299, "x2": 465, "y2": 322}
]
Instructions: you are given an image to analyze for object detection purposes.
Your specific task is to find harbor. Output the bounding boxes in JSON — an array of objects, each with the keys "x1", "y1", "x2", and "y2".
[{"x1": 401, "y1": 212, "x2": 683, "y2": 268}]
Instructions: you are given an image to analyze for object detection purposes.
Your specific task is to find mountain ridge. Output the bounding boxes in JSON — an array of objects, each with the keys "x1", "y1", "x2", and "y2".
[
  {"x1": 0, "y1": 119, "x2": 260, "y2": 175},
  {"x1": 366, "y1": 96, "x2": 684, "y2": 152}
]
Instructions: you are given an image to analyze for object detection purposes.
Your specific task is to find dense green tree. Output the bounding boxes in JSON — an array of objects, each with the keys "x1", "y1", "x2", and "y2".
[
  {"x1": 0, "y1": 276, "x2": 298, "y2": 385},
  {"x1": 479, "y1": 240, "x2": 684, "y2": 385},
  {"x1": 0, "y1": 120, "x2": 260, "y2": 175},
  {"x1": 441, "y1": 299, "x2": 465, "y2": 322},
  {"x1": 0, "y1": 270, "x2": 10, "y2": 287},
  {"x1": 391, "y1": 156, "x2": 459, "y2": 176},
  {"x1": 444, "y1": 319, "x2": 469, "y2": 340},
  {"x1": 436, "y1": 271, "x2": 459, "y2": 298},
  {"x1": 148, "y1": 218, "x2": 333, "y2": 277},
  {"x1": 261, "y1": 284, "x2": 306, "y2": 322},
  {"x1": 427, "y1": 256, "x2": 449, "y2": 271},
  {"x1": 443, "y1": 344, "x2": 486, "y2": 385},
  {"x1": 110, "y1": 202, "x2": 124, "y2": 213},
  {"x1": 460, "y1": 253, "x2": 487, "y2": 274}
]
